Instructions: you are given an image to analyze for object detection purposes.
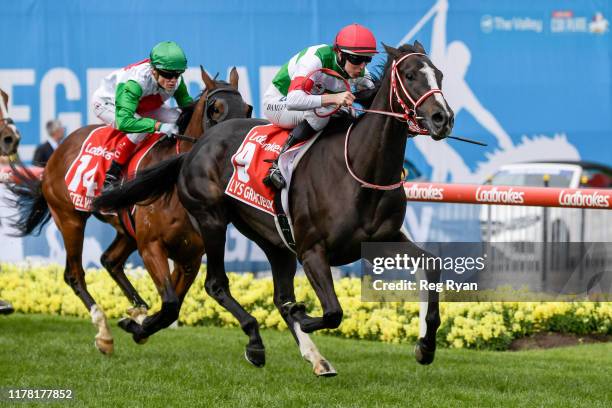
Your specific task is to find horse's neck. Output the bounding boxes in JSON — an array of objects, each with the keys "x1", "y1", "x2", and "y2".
[
  {"x1": 179, "y1": 94, "x2": 207, "y2": 152},
  {"x1": 348, "y1": 76, "x2": 408, "y2": 187}
]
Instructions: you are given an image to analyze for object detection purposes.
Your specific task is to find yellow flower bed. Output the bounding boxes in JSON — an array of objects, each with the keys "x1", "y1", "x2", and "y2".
[{"x1": 1, "y1": 263, "x2": 610, "y2": 350}]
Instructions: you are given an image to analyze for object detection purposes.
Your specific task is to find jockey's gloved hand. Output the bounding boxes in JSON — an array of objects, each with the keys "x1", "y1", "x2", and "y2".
[{"x1": 159, "y1": 122, "x2": 179, "y2": 137}]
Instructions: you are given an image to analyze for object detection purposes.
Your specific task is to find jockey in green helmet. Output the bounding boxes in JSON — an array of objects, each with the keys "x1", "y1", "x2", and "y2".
[{"x1": 92, "y1": 41, "x2": 193, "y2": 189}]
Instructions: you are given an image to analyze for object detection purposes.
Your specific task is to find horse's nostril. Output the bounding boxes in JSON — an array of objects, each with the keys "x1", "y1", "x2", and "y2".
[
  {"x1": 2, "y1": 136, "x2": 13, "y2": 144},
  {"x1": 432, "y1": 111, "x2": 445, "y2": 126}
]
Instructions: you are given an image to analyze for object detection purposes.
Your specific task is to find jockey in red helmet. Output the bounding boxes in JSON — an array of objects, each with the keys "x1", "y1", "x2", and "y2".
[{"x1": 262, "y1": 23, "x2": 378, "y2": 189}]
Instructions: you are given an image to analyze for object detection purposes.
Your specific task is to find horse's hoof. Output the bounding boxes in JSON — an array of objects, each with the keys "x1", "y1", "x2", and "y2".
[
  {"x1": 94, "y1": 337, "x2": 114, "y2": 355},
  {"x1": 244, "y1": 346, "x2": 265, "y2": 367},
  {"x1": 314, "y1": 360, "x2": 337, "y2": 377},
  {"x1": 133, "y1": 334, "x2": 149, "y2": 345},
  {"x1": 415, "y1": 338, "x2": 436, "y2": 365}
]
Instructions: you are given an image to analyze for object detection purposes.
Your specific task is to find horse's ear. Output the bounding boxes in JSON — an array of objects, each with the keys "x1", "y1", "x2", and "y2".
[
  {"x1": 229, "y1": 67, "x2": 239, "y2": 89},
  {"x1": 200, "y1": 65, "x2": 216, "y2": 91},
  {"x1": 413, "y1": 40, "x2": 426, "y2": 54},
  {"x1": 382, "y1": 42, "x2": 399, "y2": 57},
  {"x1": 0, "y1": 89, "x2": 8, "y2": 107}
]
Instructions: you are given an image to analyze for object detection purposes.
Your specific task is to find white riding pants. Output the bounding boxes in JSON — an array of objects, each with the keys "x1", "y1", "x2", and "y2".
[
  {"x1": 261, "y1": 85, "x2": 331, "y2": 131},
  {"x1": 92, "y1": 95, "x2": 180, "y2": 144}
]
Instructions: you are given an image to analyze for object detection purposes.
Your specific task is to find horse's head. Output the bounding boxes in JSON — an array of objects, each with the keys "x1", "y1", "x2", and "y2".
[
  {"x1": 178, "y1": 67, "x2": 253, "y2": 138},
  {"x1": 383, "y1": 42, "x2": 454, "y2": 140},
  {"x1": 200, "y1": 66, "x2": 252, "y2": 130},
  {"x1": 0, "y1": 89, "x2": 21, "y2": 156}
]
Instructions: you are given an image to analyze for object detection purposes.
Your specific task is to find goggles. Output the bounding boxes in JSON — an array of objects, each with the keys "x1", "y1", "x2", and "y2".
[
  {"x1": 343, "y1": 53, "x2": 372, "y2": 65},
  {"x1": 157, "y1": 69, "x2": 184, "y2": 79}
]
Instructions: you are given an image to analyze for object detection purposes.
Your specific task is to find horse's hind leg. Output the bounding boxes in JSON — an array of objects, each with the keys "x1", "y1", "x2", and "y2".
[
  {"x1": 263, "y1": 244, "x2": 336, "y2": 377},
  {"x1": 53, "y1": 210, "x2": 114, "y2": 355},
  {"x1": 201, "y1": 223, "x2": 266, "y2": 367},
  {"x1": 100, "y1": 232, "x2": 149, "y2": 323},
  {"x1": 295, "y1": 244, "x2": 344, "y2": 333},
  {"x1": 171, "y1": 260, "x2": 201, "y2": 306}
]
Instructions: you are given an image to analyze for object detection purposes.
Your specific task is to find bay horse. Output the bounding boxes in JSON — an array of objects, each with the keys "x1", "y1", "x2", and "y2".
[
  {"x1": 93, "y1": 42, "x2": 454, "y2": 373},
  {"x1": 7, "y1": 67, "x2": 252, "y2": 355},
  {"x1": 0, "y1": 88, "x2": 21, "y2": 157}
]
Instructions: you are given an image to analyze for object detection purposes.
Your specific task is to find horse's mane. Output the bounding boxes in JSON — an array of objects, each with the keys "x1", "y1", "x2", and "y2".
[
  {"x1": 345, "y1": 43, "x2": 422, "y2": 125},
  {"x1": 369, "y1": 43, "x2": 420, "y2": 84}
]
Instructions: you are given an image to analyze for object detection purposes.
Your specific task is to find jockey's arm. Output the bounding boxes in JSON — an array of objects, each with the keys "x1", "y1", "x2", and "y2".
[
  {"x1": 115, "y1": 80, "x2": 158, "y2": 134},
  {"x1": 173, "y1": 78, "x2": 193, "y2": 108}
]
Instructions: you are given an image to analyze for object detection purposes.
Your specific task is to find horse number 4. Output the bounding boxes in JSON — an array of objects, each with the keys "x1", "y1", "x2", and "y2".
[{"x1": 234, "y1": 142, "x2": 256, "y2": 183}]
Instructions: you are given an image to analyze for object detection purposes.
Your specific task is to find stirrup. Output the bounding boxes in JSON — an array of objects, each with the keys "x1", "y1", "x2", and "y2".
[
  {"x1": 263, "y1": 165, "x2": 285, "y2": 190},
  {"x1": 102, "y1": 172, "x2": 120, "y2": 190}
]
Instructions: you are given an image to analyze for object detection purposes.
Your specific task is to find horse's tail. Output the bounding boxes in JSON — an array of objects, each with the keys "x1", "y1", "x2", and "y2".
[
  {"x1": 4, "y1": 161, "x2": 51, "y2": 236},
  {"x1": 93, "y1": 154, "x2": 185, "y2": 211}
]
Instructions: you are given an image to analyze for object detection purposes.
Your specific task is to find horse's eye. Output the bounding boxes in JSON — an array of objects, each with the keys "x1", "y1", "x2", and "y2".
[{"x1": 406, "y1": 73, "x2": 415, "y2": 81}]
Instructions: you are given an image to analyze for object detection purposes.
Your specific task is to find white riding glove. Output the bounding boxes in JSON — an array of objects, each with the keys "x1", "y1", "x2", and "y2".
[{"x1": 159, "y1": 122, "x2": 179, "y2": 136}]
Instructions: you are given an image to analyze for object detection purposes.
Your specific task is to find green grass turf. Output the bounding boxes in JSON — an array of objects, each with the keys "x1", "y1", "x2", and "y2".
[{"x1": 0, "y1": 314, "x2": 610, "y2": 407}]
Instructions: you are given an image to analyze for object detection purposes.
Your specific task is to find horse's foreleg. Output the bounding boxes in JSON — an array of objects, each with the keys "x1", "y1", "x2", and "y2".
[
  {"x1": 202, "y1": 226, "x2": 265, "y2": 367},
  {"x1": 100, "y1": 232, "x2": 149, "y2": 317},
  {"x1": 119, "y1": 242, "x2": 178, "y2": 343},
  {"x1": 298, "y1": 244, "x2": 343, "y2": 333},
  {"x1": 394, "y1": 233, "x2": 441, "y2": 365},
  {"x1": 263, "y1": 245, "x2": 336, "y2": 377}
]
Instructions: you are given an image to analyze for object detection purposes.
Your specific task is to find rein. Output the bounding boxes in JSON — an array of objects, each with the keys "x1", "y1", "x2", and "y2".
[{"x1": 343, "y1": 53, "x2": 444, "y2": 190}]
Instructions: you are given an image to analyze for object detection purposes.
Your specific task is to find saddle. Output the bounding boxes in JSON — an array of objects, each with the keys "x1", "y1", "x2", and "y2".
[{"x1": 65, "y1": 125, "x2": 163, "y2": 213}]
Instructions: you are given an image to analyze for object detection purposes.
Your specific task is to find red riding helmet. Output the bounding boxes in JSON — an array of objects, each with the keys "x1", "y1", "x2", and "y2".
[{"x1": 334, "y1": 23, "x2": 378, "y2": 55}]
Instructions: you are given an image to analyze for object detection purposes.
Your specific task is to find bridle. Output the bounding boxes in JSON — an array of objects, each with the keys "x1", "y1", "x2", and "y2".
[
  {"x1": 388, "y1": 52, "x2": 443, "y2": 135},
  {"x1": 344, "y1": 52, "x2": 444, "y2": 190},
  {"x1": 203, "y1": 86, "x2": 243, "y2": 129},
  {"x1": 0, "y1": 95, "x2": 20, "y2": 150},
  {"x1": 173, "y1": 85, "x2": 248, "y2": 153}
]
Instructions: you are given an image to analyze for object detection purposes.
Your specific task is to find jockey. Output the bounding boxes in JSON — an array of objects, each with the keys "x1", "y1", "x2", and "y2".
[
  {"x1": 92, "y1": 41, "x2": 193, "y2": 188},
  {"x1": 262, "y1": 23, "x2": 377, "y2": 189}
]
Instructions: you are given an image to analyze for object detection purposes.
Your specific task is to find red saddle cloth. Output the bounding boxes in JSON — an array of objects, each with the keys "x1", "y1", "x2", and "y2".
[
  {"x1": 225, "y1": 124, "x2": 292, "y2": 216},
  {"x1": 65, "y1": 125, "x2": 162, "y2": 212}
]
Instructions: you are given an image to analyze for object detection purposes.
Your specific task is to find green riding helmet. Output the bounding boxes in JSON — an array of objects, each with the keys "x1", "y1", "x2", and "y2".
[{"x1": 150, "y1": 41, "x2": 188, "y2": 72}]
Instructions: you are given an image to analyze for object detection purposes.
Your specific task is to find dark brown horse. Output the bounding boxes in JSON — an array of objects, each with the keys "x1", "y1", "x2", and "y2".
[
  {"x1": 93, "y1": 43, "x2": 454, "y2": 373},
  {"x1": 7, "y1": 68, "x2": 252, "y2": 354}
]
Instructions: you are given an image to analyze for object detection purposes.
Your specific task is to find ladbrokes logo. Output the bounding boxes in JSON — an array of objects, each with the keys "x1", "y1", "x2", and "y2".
[
  {"x1": 84, "y1": 143, "x2": 113, "y2": 161},
  {"x1": 475, "y1": 187, "x2": 525, "y2": 204},
  {"x1": 404, "y1": 184, "x2": 444, "y2": 201},
  {"x1": 559, "y1": 190, "x2": 609, "y2": 208}
]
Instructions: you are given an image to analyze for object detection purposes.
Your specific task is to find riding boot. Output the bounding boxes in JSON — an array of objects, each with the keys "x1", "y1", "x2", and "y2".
[
  {"x1": 102, "y1": 160, "x2": 123, "y2": 190},
  {"x1": 102, "y1": 135, "x2": 138, "y2": 190},
  {"x1": 263, "y1": 120, "x2": 316, "y2": 190}
]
